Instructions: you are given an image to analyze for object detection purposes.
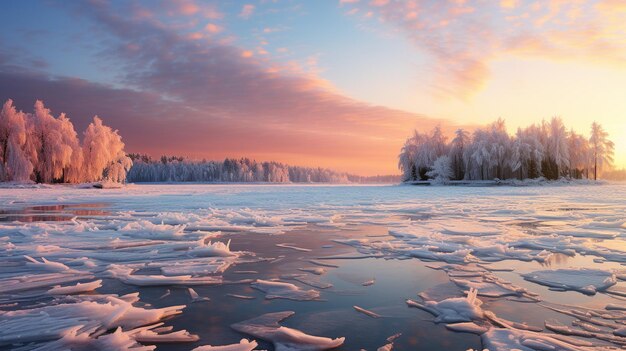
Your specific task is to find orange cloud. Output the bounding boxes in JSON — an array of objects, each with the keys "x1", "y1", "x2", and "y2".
[
  {"x1": 500, "y1": 0, "x2": 519, "y2": 9},
  {"x1": 345, "y1": 0, "x2": 626, "y2": 99}
]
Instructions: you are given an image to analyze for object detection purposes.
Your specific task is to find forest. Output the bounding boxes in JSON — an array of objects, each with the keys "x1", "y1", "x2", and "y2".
[
  {"x1": 0, "y1": 100, "x2": 132, "y2": 183},
  {"x1": 127, "y1": 155, "x2": 399, "y2": 183},
  {"x1": 398, "y1": 117, "x2": 615, "y2": 182}
]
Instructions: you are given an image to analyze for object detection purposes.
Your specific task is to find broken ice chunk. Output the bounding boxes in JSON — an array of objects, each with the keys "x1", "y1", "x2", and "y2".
[
  {"x1": 362, "y1": 279, "x2": 375, "y2": 286},
  {"x1": 353, "y1": 305, "x2": 381, "y2": 318},
  {"x1": 523, "y1": 268, "x2": 617, "y2": 295},
  {"x1": 188, "y1": 288, "x2": 211, "y2": 303},
  {"x1": 299, "y1": 267, "x2": 326, "y2": 275},
  {"x1": 47, "y1": 280, "x2": 102, "y2": 295},
  {"x1": 189, "y1": 239, "x2": 237, "y2": 257},
  {"x1": 251, "y1": 279, "x2": 319, "y2": 301},
  {"x1": 231, "y1": 311, "x2": 344, "y2": 350},
  {"x1": 24, "y1": 255, "x2": 73, "y2": 272},
  {"x1": 406, "y1": 288, "x2": 484, "y2": 323},
  {"x1": 191, "y1": 338, "x2": 258, "y2": 351},
  {"x1": 118, "y1": 220, "x2": 186, "y2": 240},
  {"x1": 106, "y1": 264, "x2": 222, "y2": 286}
]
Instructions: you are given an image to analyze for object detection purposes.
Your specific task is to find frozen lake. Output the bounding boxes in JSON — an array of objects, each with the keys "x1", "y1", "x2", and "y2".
[{"x1": 1, "y1": 183, "x2": 625, "y2": 350}]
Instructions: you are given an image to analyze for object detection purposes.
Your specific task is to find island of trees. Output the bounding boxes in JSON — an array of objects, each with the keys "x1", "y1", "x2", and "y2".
[{"x1": 398, "y1": 117, "x2": 615, "y2": 183}]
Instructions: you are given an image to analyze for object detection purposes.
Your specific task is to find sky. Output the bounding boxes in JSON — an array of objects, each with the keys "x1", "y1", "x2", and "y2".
[{"x1": 0, "y1": 0, "x2": 624, "y2": 176}]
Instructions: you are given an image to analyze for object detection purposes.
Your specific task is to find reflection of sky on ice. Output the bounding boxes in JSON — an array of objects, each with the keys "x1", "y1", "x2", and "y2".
[{"x1": 0, "y1": 184, "x2": 625, "y2": 350}]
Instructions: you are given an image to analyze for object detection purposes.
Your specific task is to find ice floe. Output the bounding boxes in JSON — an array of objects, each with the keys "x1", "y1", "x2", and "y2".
[
  {"x1": 523, "y1": 268, "x2": 617, "y2": 295},
  {"x1": 0, "y1": 293, "x2": 195, "y2": 348},
  {"x1": 353, "y1": 305, "x2": 381, "y2": 318},
  {"x1": 189, "y1": 239, "x2": 238, "y2": 257},
  {"x1": 47, "y1": 279, "x2": 102, "y2": 295},
  {"x1": 407, "y1": 288, "x2": 484, "y2": 323},
  {"x1": 192, "y1": 339, "x2": 258, "y2": 351},
  {"x1": 106, "y1": 264, "x2": 223, "y2": 286},
  {"x1": 251, "y1": 279, "x2": 320, "y2": 300},
  {"x1": 231, "y1": 311, "x2": 345, "y2": 350}
]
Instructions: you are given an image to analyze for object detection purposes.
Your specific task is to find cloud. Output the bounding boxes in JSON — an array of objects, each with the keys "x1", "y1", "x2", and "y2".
[
  {"x1": 239, "y1": 4, "x2": 255, "y2": 19},
  {"x1": 162, "y1": 0, "x2": 223, "y2": 19},
  {"x1": 1, "y1": 1, "x2": 465, "y2": 175},
  {"x1": 204, "y1": 23, "x2": 222, "y2": 34},
  {"x1": 164, "y1": 0, "x2": 199, "y2": 16},
  {"x1": 500, "y1": 0, "x2": 518, "y2": 9},
  {"x1": 344, "y1": 0, "x2": 626, "y2": 99},
  {"x1": 240, "y1": 50, "x2": 254, "y2": 58},
  {"x1": 370, "y1": 0, "x2": 389, "y2": 7}
]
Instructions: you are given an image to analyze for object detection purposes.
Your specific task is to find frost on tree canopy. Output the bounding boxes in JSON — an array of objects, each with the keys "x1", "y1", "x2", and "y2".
[
  {"x1": 398, "y1": 118, "x2": 614, "y2": 182},
  {"x1": 0, "y1": 99, "x2": 132, "y2": 184}
]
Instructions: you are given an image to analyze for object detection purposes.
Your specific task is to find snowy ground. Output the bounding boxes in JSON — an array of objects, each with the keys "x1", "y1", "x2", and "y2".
[{"x1": 0, "y1": 183, "x2": 625, "y2": 350}]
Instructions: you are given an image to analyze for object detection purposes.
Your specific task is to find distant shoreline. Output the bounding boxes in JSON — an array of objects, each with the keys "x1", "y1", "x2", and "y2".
[{"x1": 402, "y1": 178, "x2": 610, "y2": 187}]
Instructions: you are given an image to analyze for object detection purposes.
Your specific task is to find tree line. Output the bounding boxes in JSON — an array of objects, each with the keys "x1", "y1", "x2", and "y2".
[
  {"x1": 0, "y1": 99, "x2": 132, "y2": 183},
  {"x1": 398, "y1": 117, "x2": 615, "y2": 182},
  {"x1": 127, "y1": 155, "x2": 400, "y2": 183}
]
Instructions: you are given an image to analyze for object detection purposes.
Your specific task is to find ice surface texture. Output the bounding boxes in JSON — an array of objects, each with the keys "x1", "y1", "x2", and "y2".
[{"x1": 1, "y1": 183, "x2": 625, "y2": 350}]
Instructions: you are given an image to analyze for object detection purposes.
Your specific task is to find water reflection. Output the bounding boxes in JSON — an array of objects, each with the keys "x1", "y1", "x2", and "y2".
[
  {"x1": 538, "y1": 253, "x2": 571, "y2": 267},
  {"x1": 0, "y1": 203, "x2": 110, "y2": 222}
]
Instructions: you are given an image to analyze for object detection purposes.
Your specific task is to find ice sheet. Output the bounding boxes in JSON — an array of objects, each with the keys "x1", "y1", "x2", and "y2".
[{"x1": 1, "y1": 183, "x2": 625, "y2": 350}]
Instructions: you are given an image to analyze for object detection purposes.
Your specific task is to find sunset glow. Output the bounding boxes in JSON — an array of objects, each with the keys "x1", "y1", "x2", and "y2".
[
  {"x1": 2, "y1": 2, "x2": 626, "y2": 349},
  {"x1": 1, "y1": 0, "x2": 624, "y2": 175}
]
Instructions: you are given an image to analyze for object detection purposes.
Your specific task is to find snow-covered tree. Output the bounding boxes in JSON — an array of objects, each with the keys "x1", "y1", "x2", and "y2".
[
  {"x1": 516, "y1": 124, "x2": 544, "y2": 179},
  {"x1": 31, "y1": 100, "x2": 74, "y2": 183},
  {"x1": 398, "y1": 126, "x2": 448, "y2": 181},
  {"x1": 544, "y1": 117, "x2": 569, "y2": 179},
  {"x1": 464, "y1": 128, "x2": 491, "y2": 180},
  {"x1": 589, "y1": 122, "x2": 614, "y2": 180},
  {"x1": 398, "y1": 132, "x2": 419, "y2": 181},
  {"x1": 57, "y1": 113, "x2": 84, "y2": 183},
  {"x1": 567, "y1": 129, "x2": 589, "y2": 179},
  {"x1": 0, "y1": 99, "x2": 132, "y2": 184},
  {"x1": 83, "y1": 116, "x2": 132, "y2": 183},
  {"x1": 487, "y1": 118, "x2": 512, "y2": 179},
  {"x1": 448, "y1": 129, "x2": 469, "y2": 180},
  {"x1": 426, "y1": 155, "x2": 453, "y2": 184},
  {"x1": 0, "y1": 100, "x2": 33, "y2": 181}
]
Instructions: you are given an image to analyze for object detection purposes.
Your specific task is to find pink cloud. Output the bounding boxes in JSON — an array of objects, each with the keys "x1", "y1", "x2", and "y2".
[
  {"x1": 370, "y1": 0, "x2": 389, "y2": 7},
  {"x1": 204, "y1": 23, "x2": 222, "y2": 34},
  {"x1": 166, "y1": 0, "x2": 199, "y2": 16},
  {"x1": 162, "y1": 0, "x2": 223, "y2": 19},
  {"x1": 239, "y1": 4, "x2": 255, "y2": 19}
]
